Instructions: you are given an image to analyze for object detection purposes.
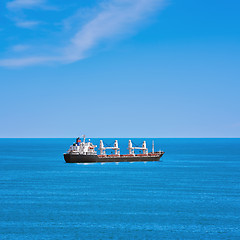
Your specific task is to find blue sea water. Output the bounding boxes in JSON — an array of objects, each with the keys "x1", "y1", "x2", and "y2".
[{"x1": 0, "y1": 138, "x2": 240, "y2": 240}]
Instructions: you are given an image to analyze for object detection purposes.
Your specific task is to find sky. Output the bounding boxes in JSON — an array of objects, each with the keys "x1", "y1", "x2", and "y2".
[{"x1": 0, "y1": 0, "x2": 240, "y2": 138}]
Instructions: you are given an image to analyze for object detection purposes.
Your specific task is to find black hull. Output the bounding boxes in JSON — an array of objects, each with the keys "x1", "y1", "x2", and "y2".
[{"x1": 64, "y1": 153, "x2": 164, "y2": 163}]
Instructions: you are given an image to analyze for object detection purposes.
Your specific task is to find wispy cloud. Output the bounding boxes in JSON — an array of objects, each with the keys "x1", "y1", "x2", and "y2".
[
  {"x1": 64, "y1": 0, "x2": 165, "y2": 63},
  {"x1": 7, "y1": 0, "x2": 57, "y2": 28},
  {"x1": 1, "y1": 0, "x2": 166, "y2": 67},
  {"x1": 7, "y1": 0, "x2": 45, "y2": 10},
  {"x1": 15, "y1": 20, "x2": 41, "y2": 28},
  {"x1": 12, "y1": 44, "x2": 31, "y2": 52},
  {"x1": 0, "y1": 57, "x2": 57, "y2": 67}
]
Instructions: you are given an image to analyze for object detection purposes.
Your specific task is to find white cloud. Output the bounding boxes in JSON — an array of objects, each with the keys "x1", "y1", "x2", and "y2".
[
  {"x1": 15, "y1": 20, "x2": 41, "y2": 28},
  {"x1": 7, "y1": 0, "x2": 47, "y2": 29},
  {"x1": 64, "y1": 0, "x2": 165, "y2": 62},
  {"x1": 12, "y1": 44, "x2": 31, "y2": 52},
  {"x1": 7, "y1": 0, "x2": 44, "y2": 10},
  {"x1": 1, "y1": 0, "x2": 166, "y2": 67},
  {"x1": 0, "y1": 57, "x2": 58, "y2": 67}
]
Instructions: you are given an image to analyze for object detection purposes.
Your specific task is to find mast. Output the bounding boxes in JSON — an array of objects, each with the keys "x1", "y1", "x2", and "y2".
[{"x1": 152, "y1": 140, "x2": 154, "y2": 153}]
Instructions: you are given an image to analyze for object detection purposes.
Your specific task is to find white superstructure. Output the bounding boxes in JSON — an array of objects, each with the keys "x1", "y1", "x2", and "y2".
[{"x1": 67, "y1": 136, "x2": 97, "y2": 155}]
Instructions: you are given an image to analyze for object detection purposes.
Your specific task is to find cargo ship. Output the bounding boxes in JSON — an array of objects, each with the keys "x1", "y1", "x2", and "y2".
[{"x1": 64, "y1": 136, "x2": 164, "y2": 163}]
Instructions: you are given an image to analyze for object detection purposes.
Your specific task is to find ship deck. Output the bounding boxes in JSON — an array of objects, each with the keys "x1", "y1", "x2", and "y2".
[{"x1": 97, "y1": 153, "x2": 163, "y2": 158}]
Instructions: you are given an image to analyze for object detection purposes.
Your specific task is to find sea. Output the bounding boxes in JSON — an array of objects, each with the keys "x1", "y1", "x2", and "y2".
[{"x1": 0, "y1": 138, "x2": 239, "y2": 240}]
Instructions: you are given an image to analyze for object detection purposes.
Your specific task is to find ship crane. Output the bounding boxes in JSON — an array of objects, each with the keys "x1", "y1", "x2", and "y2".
[
  {"x1": 128, "y1": 140, "x2": 148, "y2": 155},
  {"x1": 99, "y1": 140, "x2": 120, "y2": 155}
]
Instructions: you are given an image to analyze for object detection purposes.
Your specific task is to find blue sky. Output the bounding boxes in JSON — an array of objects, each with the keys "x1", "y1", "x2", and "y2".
[{"x1": 0, "y1": 0, "x2": 240, "y2": 137}]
